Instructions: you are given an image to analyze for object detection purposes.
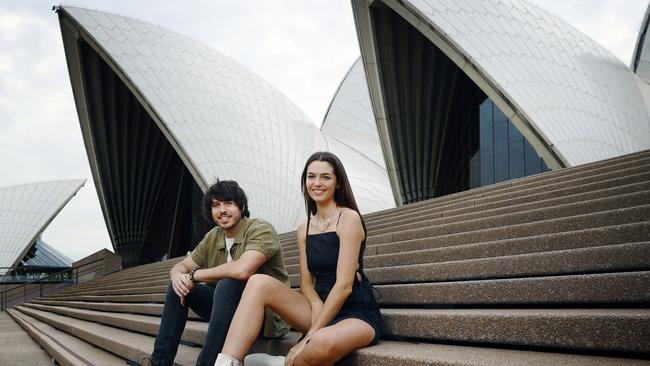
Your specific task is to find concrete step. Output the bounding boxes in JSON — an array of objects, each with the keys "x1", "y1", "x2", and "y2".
[
  {"x1": 283, "y1": 207, "x2": 650, "y2": 268},
  {"x1": 7, "y1": 309, "x2": 127, "y2": 365},
  {"x1": 21, "y1": 303, "x2": 650, "y2": 356},
  {"x1": 362, "y1": 152, "x2": 650, "y2": 224},
  {"x1": 13, "y1": 305, "x2": 200, "y2": 365},
  {"x1": 52, "y1": 278, "x2": 170, "y2": 296},
  {"x1": 52, "y1": 273, "x2": 169, "y2": 294},
  {"x1": 280, "y1": 178, "x2": 650, "y2": 252},
  {"x1": 251, "y1": 332, "x2": 650, "y2": 366},
  {"x1": 367, "y1": 222, "x2": 650, "y2": 268},
  {"x1": 281, "y1": 189, "x2": 650, "y2": 257},
  {"x1": 367, "y1": 177, "x2": 650, "y2": 238},
  {"x1": 0, "y1": 310, "x2": 53, "y2": 365},
  {"x1": 43, "y1": 293, "x2": 165, "y2": 303},
  {"x1": 344, "y1": 341, "x2": 650, "y2": 366},
  {"x1": 366, "y1": 206, "x2": 649, "y2": 257},
  {"x1": 21, "y1": 303, "x2": 207, "y2": 346},
  {"x1": 364, "y1": 162, "x2": 650, "y2": 230},
  {"x1": 288, "y1": 242, "x2": 650, "y2": 286},
  {"x1": 376, "y1": 271, "x2": 650, "y2": 306},
  {"x1": 30, "y1": 300, "x2": 202, "y2": 320},
  {"x1": 286, "y1": 222, "x2": 650, "y2": 272},
  {"x1": 45, "y1": 284, "x2": 167, "y2": 298},
  {"x1": 367, "y1": 192, "x2": 650, "y2": 247},
  {"x1": 49, "y1": 272, "x2": 168, "y2": 298},
  {"x1": 12, "y1": 307, "x2": 646, "y2": 366},
  {"x1": 380, "y1": 308, "x2": 650, "y2": 353},
  {"x1": 55, "y1": 265, "x2": 175, "y2": 293}
]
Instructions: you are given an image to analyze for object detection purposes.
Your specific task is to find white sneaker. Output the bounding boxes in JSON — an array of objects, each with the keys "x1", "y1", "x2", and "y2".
[
  {"x1": 214, "y1": 353, "x2": 242, "y2": 366},
  {"x1": 243, "y1": 353, "x2": 286, "y2": 366}
]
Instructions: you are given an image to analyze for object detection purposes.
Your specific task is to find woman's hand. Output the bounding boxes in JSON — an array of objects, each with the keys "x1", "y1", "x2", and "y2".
[
  {"x1": 285, "y1": 337, "x2": 309, "y2": 366},
  {"x1": 285, "y1": 336, "x2": 309, "y2": 366},
  {"x1": 310, "y1": 301, "x2": 323, "y2": 326}
]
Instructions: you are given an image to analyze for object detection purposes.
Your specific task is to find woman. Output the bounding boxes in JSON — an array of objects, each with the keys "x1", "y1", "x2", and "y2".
[{"x1": 214, "y1": 152, "x2": 381, "y2": 366}]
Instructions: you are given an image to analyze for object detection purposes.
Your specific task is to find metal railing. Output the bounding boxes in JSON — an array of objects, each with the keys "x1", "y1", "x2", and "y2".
[
  {"x1": 0, "y1": 258, "x2": 105, "y2": 311},
  {"x1": 0, "y1": 266, "x2": 72, "y2": 283}
]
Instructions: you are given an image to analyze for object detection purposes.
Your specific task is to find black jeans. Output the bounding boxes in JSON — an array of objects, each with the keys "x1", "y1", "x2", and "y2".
[{"x1": 151, "y1": 278, "x2": 246, "y2": 366}]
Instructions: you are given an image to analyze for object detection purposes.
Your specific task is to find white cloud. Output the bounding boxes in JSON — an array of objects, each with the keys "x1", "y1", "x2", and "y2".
[{"x1": 0, "y1": 0, "x2": 646, "y2": 261}]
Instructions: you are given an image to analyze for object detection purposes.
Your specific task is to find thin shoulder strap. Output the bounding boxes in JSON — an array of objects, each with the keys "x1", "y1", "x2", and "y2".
[
  {"x1": 306, "y1": 215, "x2": 311, "y2": 237},
  {"x1": 335, "y1": 210, "x2": 344, "y2": 229}
]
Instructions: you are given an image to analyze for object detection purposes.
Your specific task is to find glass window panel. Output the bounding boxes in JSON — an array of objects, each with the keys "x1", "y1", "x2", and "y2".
[
  {"x1": 35, "y1": 244, "x2": 58, "y2": 266},
  {"x1": 509, "y1": 140, "x2": 525, "y2": 179},
  {"x1": 524, "y1": 140, "x2": 542, "y2": 175},
  {"x1": 481, "y1": 150, "x2": 495, "y2": 185},
  {"x1": 508, "y1": 121, "x2": 524, "y2": 143},
  {"x1": 494, "y1": 146, "x2": 509, "y2": 182},
  {"x1": 480, "y1": 99, "x2": 493, "y2": 150},
  {"x1": 493, "y1": 107, "x2": 509, "y2": 182},
  {"x1": 469, "y1": 150, "x2": 481, "y2": 189}
]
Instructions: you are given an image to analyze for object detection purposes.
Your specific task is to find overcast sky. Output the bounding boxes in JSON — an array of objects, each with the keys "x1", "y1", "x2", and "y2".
[{"x1": 0, "y1": 0, "x2": 647, "y2": 261}]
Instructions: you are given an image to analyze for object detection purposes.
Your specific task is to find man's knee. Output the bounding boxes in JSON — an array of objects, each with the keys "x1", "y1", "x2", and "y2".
[
  {"x1": 214, "y1": 277, "x2": 246, "y2": 298},
  {"x1": 164, "y1": 282, "x2": 178, "y2": 301}
]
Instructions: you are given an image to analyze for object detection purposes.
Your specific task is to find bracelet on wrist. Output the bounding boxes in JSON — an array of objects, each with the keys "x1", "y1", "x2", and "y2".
[{"x1": 189, "y1": 268, "x2": 199, "y2": 283}]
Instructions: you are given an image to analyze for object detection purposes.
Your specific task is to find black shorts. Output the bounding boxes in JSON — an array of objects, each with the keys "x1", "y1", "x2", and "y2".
[{"x1": 329, "y1": 304, "x2": 382, "y2": 345}]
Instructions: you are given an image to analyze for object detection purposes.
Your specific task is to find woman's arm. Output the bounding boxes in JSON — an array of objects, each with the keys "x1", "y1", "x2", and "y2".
[
  {"x1": 297, "y1": 222, "x2": 323, "y2": 315},
  {"x1": 303, "y1": 209, "x2": 363, "y2": 338}
]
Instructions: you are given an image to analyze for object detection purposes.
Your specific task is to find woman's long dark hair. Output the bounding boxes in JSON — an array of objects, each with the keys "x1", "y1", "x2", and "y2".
[{"x1": 301, "y1": 151, "x2": 367, "y2": 250}]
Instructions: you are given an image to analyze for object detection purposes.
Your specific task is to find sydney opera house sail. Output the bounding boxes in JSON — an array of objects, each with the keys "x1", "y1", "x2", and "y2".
[
  {"x1": 352, "y1": 0, "x2": 650, "y2": 204},
  {"x1": 320, "y1": 58, "x2": 396, "y2": 213},
  {"x1": 56, "y1": 6, "x2": 394, "y2": 266},
  {"x1": 0, "y1": 180, "x2": 84, "y2": 275}
]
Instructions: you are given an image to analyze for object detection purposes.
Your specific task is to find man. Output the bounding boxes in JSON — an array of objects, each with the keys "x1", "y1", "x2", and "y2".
[{"x1": 146, "y1": 180, "x2": 289, "y2": 366}]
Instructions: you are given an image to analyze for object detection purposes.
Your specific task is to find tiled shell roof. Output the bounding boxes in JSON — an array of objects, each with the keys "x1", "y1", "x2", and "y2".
[
  {"x1": 0, "y1": 179, "x2": 85, "y2": 274},
  {"x1": 61, "y1": 6, "x2": 323, "y2": 232},
  {"x1": 400, "y1": 0, "x2": 650, "y2": 165},
  {"x1": 321, "y1": 58, "x2": 396, "y2": 211}
]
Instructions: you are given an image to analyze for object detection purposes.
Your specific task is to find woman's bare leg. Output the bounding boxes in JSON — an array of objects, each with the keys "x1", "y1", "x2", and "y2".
[
  {"x1": 221, "y1": 274, "x2": 312, "y2": 360},
  {"x1": 294, "y1": 318, "x2": 375, "y2": 366}
]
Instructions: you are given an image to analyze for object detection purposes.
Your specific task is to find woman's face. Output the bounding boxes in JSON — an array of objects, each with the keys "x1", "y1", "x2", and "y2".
[{"x1": 305, "y1": 160, "x2": 337, "y2": 204}]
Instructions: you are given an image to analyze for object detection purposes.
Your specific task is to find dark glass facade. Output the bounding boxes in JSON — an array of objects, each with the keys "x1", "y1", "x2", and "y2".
[
  {"x1": 2, "y1": 240, "x2": 73, "y2": 283},
  {"x1": 19, "y1": 240, "x2": 72, "y2": 268},
  {"x1": 371, "y1": 4, "x2": 551, "y2": 204},
  {"x1": 473, "y1": 100, "x2": 549, "y2": 188}
]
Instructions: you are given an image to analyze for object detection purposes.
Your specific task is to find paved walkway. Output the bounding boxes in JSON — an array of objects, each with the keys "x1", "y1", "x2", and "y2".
[{"x1": 0, "y1": 311, "x2": 52, "y2": 365}]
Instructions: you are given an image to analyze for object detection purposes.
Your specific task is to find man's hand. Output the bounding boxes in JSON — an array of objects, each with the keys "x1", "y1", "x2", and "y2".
[{"x1": 171, "y1": 272, "x2": 195, "y2": 305}]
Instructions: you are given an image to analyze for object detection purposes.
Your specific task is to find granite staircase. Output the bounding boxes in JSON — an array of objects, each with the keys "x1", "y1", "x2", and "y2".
[{"x1": 6, "y1": 150, "x2": 650, "y2": 365}]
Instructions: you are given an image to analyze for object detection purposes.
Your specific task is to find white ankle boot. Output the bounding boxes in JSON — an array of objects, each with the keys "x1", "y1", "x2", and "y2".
[
  {"x1": 214, "y1": 353, "x2": 242, "y2": 366},
  {"x1": 244, "y1": 353, "x2": 286, "y2": 366}
]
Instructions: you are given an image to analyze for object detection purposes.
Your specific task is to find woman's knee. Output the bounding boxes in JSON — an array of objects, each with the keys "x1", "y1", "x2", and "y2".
[
  {"x1": 300, "y1": 330, "x2": 336, "y2": 364},
  {"x1": 244, "y1": 273, "x2": 275, "y2": 293}
]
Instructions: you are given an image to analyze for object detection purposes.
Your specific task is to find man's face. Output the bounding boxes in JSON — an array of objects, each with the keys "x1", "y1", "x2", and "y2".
[{"x1": 211, "y1": 198, "x2": 242, "y2": 231}]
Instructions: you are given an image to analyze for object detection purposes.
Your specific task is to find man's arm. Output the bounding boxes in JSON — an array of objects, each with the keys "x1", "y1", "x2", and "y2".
[
  {"x1": 191, "y1": 250, "x2": 267, "y2": 283},
  {"x1": 169, "y1": 256, "x2": 200, "y2": 300}
]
